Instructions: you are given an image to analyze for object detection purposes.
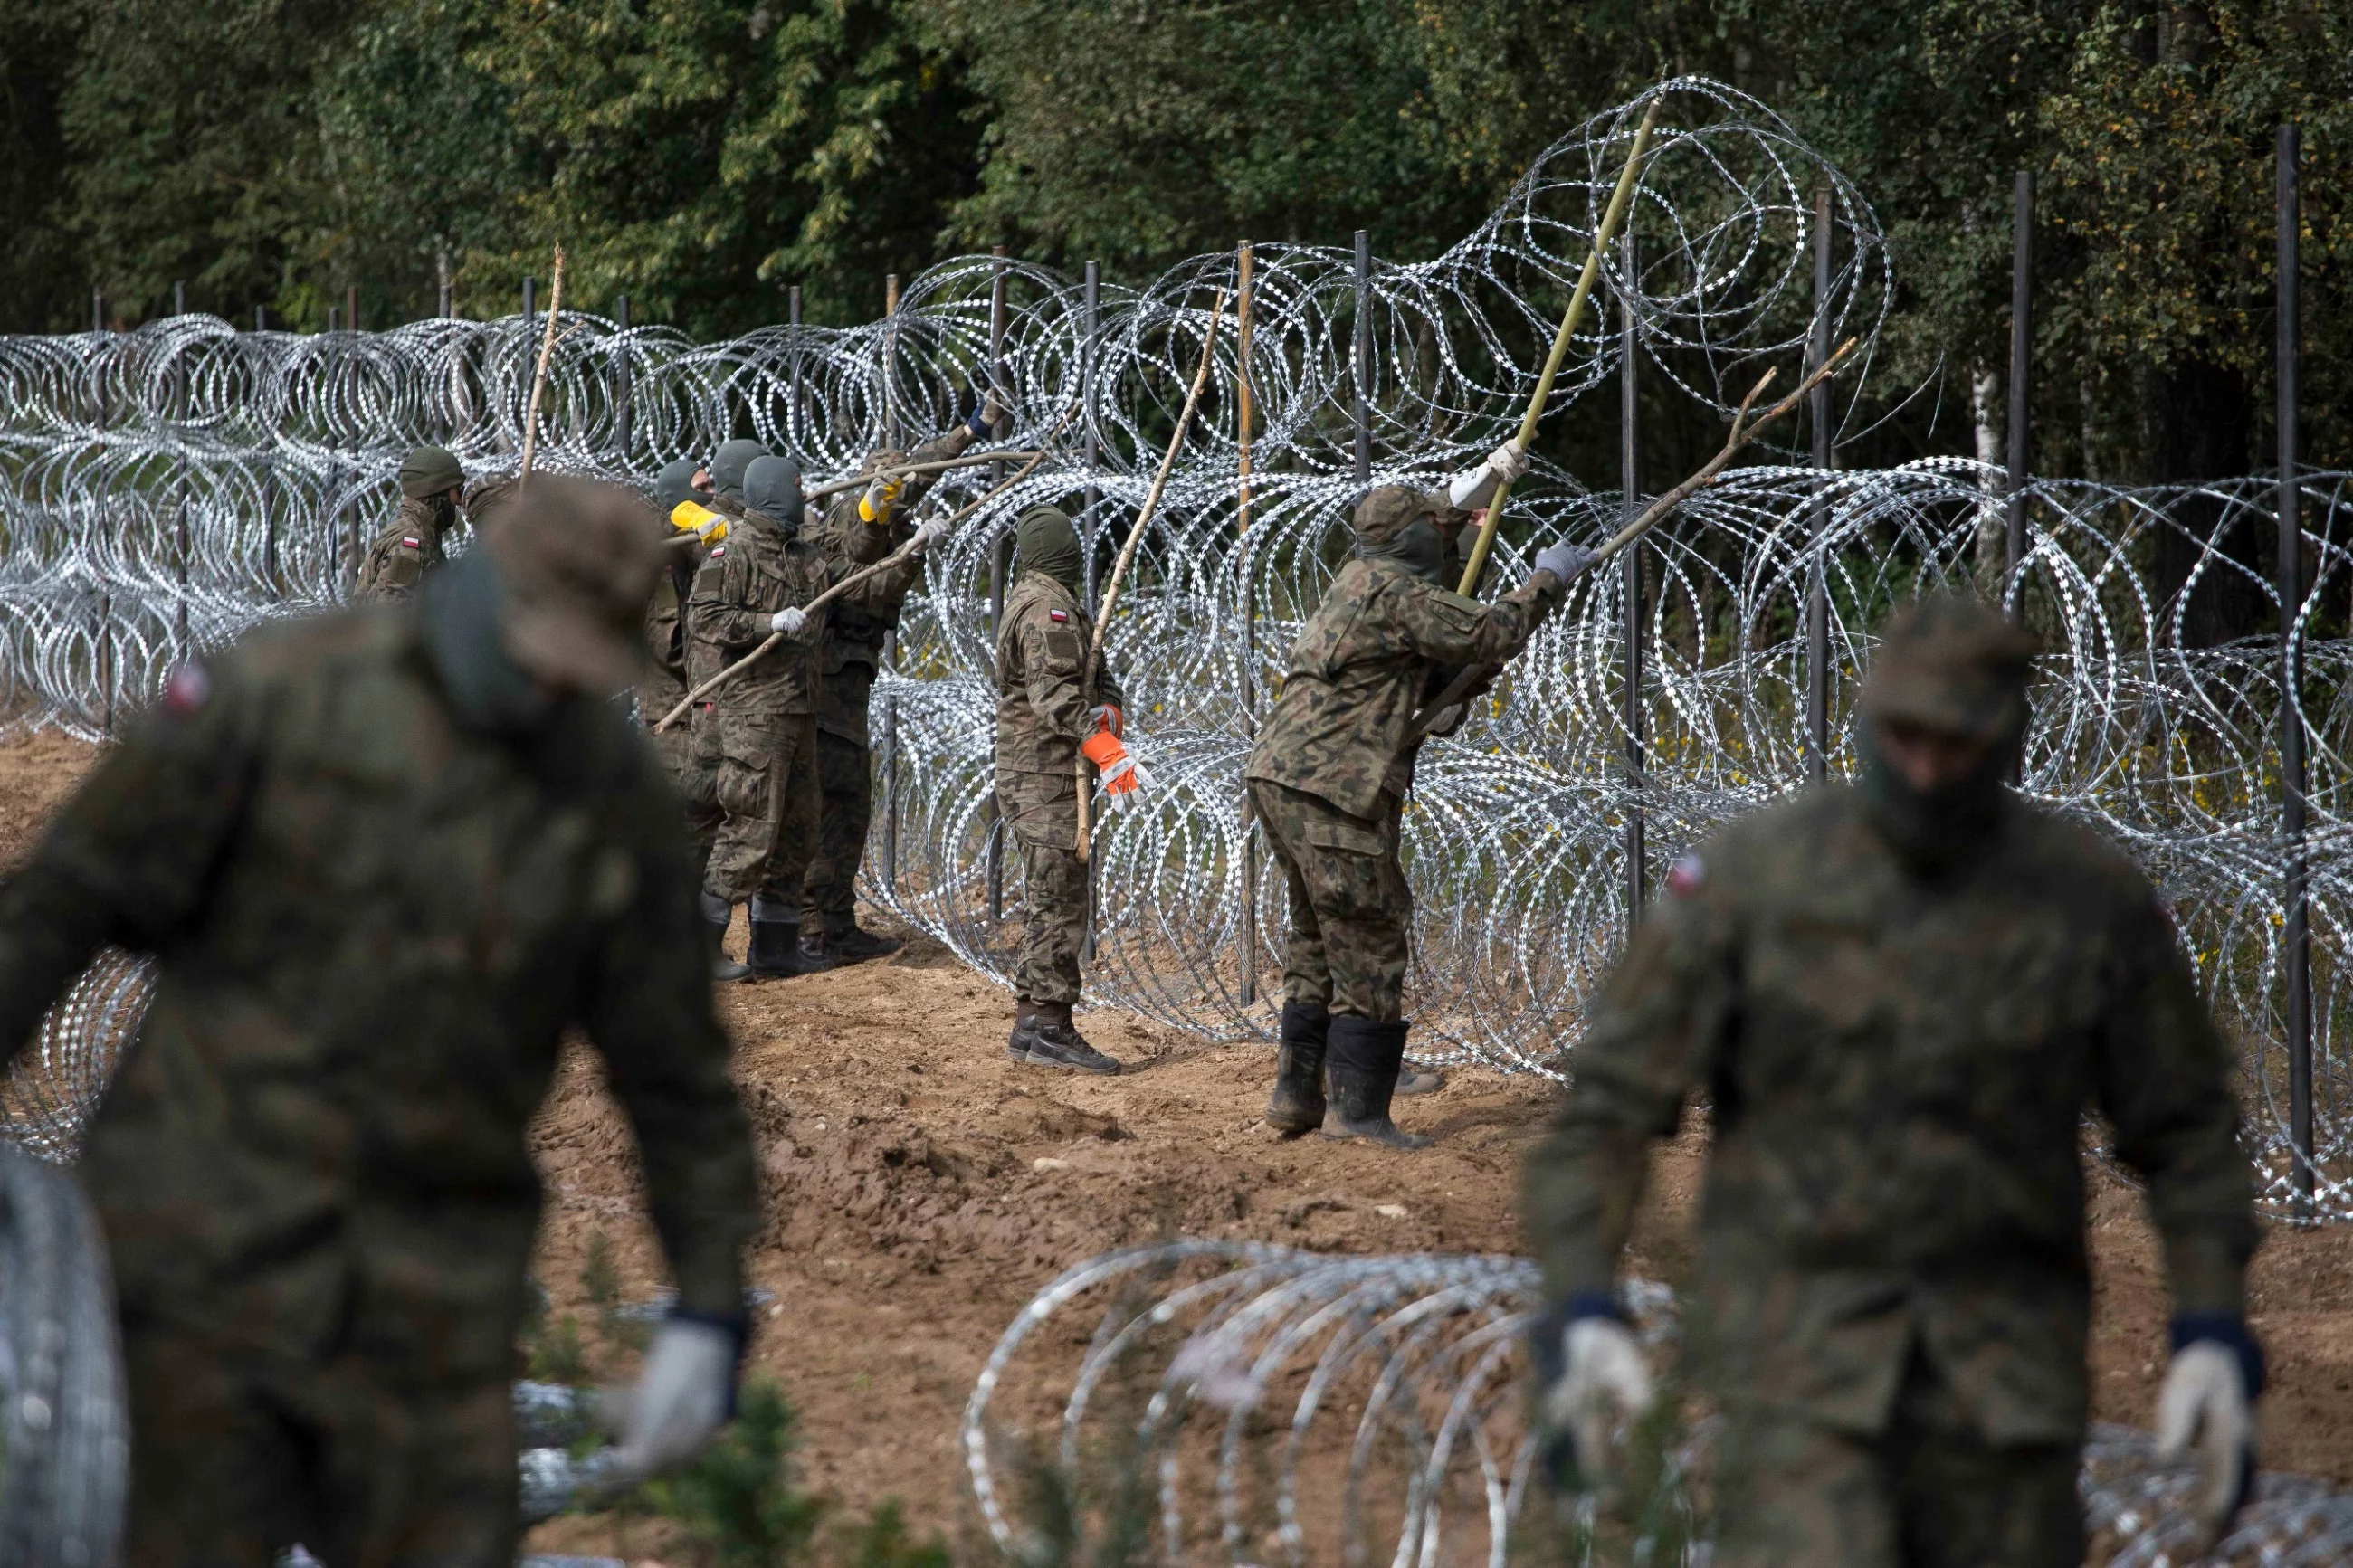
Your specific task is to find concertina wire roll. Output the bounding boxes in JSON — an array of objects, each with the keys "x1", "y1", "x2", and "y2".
[{"x1": 0, "y1": 77, "x2": 2344, "y2": 1225}]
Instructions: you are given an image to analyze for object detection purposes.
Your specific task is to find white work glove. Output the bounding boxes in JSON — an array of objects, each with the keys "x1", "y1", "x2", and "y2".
[
  {"x1": 910, "y1": 516, "x2": 952, "y2": 552},
  {"x1": 2157, "y1": 1340, "x2": 2257, "y2": 1554},
  {"x1": 1542, "y1": 1317, "x2": 1655, "y2": 1503},
  {"x1": 1099, "y1": 752, "x2": 1155, "y2": 810},
  {"x1": 604, "y1": 1317, "x2": 739, "y2": 1484},
  {"x1": 769, "y1": 605, "x2": 807, "y2": 637},
  {"x1": 1447, "y1": 442, "x2": 1528, "y2": 508}
]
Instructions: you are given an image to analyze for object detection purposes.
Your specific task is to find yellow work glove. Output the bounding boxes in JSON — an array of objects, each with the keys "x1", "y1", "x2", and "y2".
[
  {"x1": 859, "y1": 474, "x2": 903, "y2": 525},
  {"x1": 671, "y1": 500, "x2": 728, "y2": 544}
]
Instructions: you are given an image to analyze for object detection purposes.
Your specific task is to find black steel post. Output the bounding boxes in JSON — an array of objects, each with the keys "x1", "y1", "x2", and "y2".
[
  {"x1": 1081, "y1": 258, "x2": 1100, "y2": 959},
  {"x1": 987, "y1": 245, "x2": 1010, "y2": 923},
  {"x1": 2278, "y1": 124, "x2": 2314, "y2": 1211},
  {"x1": 614, "y1": 294, "x2": 632, "y2": 467},
  {"x1": 1621, "y1": 228, "x2": 1645, "y2": 923},
  {"x1": 787, "y1": 285, "x2": 804, "y2": 455},
  {"x1": 884, "y1": 692, "x2": 900, "y2": 891},
  {"x1": 346, "y1": 285, "x2": 358, "y2": 335},
  {"x1": 522, "y1": 275, "x2": 536, "y2": 330},
  {"x1": 174, "y1": 322, "x2": 190, "y2": 657},
  {"x1": 2005, "y1": 171, "x2": 2032, "y2": 613},
  {"x1": 1354, "y1": 229, "x2": 1372, "y2": 483},
  {"x1": 90, "y1": 288, "x2": 101, "y2": 333},
  {"x1": 173, "y1": 280, "x2": 186, "y2": 317},
  {"x1": 254, "y1": 306, "x2": 265, "y2": 333},
  {"x1": 1806, "y1": 185, "x2": 1834, "y2": 781},
  {"x1": 883, "y1": 272, "x2": 900, "y2": 449},
  {"x1": 1238, "y1": 237, "x2": 1258, "y2": 1008}
]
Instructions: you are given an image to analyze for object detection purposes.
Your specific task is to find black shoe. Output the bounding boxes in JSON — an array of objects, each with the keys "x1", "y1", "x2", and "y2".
[
  {"x1": 701, "y1": 894, "x2": 750, "y2": 984},
  {"x1": 1006, "y1": 999, "x2": 1041, "y2": 1064},
  {"x1": 805, "y1": 916, "x2": 901, "y2": 964},
  {"x1": 1015, "y1": 1002, "x2": 1121, "y2": 1075},
  {"x1": 1321, "y1": 1017, "x2": 1430, "y2": 1150},
  {"x1": 1263, "y1": 1003, "x2": 1329, "y2": 1136},
  {"x1": 748, "y1": 917, "x2": 835, "y2": 979}
]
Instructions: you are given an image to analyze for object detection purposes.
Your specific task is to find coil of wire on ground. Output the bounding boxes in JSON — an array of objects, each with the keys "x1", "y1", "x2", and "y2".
[{"x1": 965, "y1": 1241, "x2": 2353, "y2": 1568}]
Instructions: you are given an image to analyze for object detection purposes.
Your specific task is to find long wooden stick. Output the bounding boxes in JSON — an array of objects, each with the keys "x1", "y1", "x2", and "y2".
[
  {"x1": 1456, "y1": 96, "x2": 1662, "y2": 596},
  {"x1": 518, "y1": 245, "x2": 566, "y2": 488},
  {"x1": 652, "y1": 407, "x2": 1078, "y2": 733},
  {"x1": 1406, "y1": 336, "x2": 1858, "y2": 739},
  {"x1": 1075, "y1": 290, "x2": 1230, "y2": 864},
  {"x1": 803, "y1": 448, "x2": 1039, "y2": 500}
]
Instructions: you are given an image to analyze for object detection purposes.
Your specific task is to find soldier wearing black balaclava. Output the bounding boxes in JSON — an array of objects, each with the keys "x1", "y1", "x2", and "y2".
[
  {"x1": 1524, "y1": 593, "x2": 2262, "y2": 1568},
  {"x1": 643, "y1": 458, "x2": 722, "y2": 884},
  {"x1": 1243, "y1": 480, "x2": 1589, "y2": 1148}
]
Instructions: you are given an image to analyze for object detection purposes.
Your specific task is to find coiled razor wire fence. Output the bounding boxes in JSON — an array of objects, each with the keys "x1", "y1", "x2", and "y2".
[
  {"x1": 0, "y1": 76, "x2": 2346, "y2": 1220},
  {"x1": 964, "y1": 1241, "x2": 2353, "y2": 1568}
]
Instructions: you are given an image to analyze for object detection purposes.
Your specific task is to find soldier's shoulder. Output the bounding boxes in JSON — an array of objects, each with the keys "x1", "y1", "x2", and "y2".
[
  {"x1": 2008, "y1": 801, "x2": 2154, "y2": 906},
  {"x1": 214, "y1": 604, "x2": 407, "y2": 698},
  {"x1": 1667, "y1": 787, "x2": 1854, "y2": 901},
  {"x1": 1005, "y1": 575, "x2": 1072, "y2": 624}
]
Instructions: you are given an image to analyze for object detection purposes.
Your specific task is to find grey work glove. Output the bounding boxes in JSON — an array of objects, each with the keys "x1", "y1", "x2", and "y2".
[
  {"x1": 603, "y1": 1316, "x2": 742, "y2": 1485},
  {"x1": 2157, "y1": 1338, "x2": 2258, "y2": 1555},
  {"x1": 1541, "y1": 1316, "x2": 1655, "y2": 1508},
  {"x1": 1532, "y1": 542, "x2": 1600, "y2": 585},
  {"x1": 910, "y1": 515, "x2": 953, "y2": 553},
  {"x1": 769, "y1": 605, "x2": 807, "y2": 637}
]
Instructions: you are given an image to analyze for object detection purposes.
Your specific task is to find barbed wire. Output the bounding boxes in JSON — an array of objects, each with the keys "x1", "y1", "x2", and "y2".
[
  {"x1": 964, "y1": 1241, "x2": 2353, "y2": 1568},
  {"x1": 0, "y1": 77, "x2": 2344, "y2": 1226}
]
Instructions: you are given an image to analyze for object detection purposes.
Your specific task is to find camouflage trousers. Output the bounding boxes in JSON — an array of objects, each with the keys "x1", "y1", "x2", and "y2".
[
  {"x1": 1248, "y1": 778, "x2": 1410, "y2": 1022},
  {"x1": 1712, "y1": 1349, "x2": 2081, "y2": 1568},
  {"x1": 650, "y1": 712, "x2": 722, "y2": 884},
  {"x1": 802, "y1": 729, "x2": 872, "y2": 927},
  {"x1": 998, "y1": 769, "x2": 1088, "y2": 1005},
  {"x1": 696, "y1": 704, "x2": 820, "y2": 904}
]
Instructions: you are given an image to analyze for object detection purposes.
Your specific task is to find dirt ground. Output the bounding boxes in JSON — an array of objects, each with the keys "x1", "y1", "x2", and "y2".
[{"x1": 1, "y1": 726, "x2": 2347, "y2": 1556}]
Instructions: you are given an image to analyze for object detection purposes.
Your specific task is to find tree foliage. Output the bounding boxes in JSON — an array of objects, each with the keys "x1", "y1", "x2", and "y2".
[{"x1": 0, "y1": 0, "x2": 2341, "y2": 475}]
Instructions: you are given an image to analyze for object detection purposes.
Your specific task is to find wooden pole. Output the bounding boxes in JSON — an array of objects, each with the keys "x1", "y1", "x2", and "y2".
[
  {"x1": 1074, "y1": 290, "x2": 1229, "y2": 865},
  {"x1": 519, "y1": 246, "x2": 566, "y2": 486},
  {"x1": 1456, "y1": 95, "x2": 1662, "y2": 595}
]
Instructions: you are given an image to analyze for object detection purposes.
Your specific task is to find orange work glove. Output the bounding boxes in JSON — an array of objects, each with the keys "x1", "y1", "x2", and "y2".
[{"x1": 1079, "y1": 729, "x2": 1151, "y2": 804}]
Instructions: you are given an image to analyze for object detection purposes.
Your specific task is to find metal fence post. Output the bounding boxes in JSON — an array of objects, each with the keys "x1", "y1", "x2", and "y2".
[
  {"x1": 173, "y1": 280, "x2": 186, "y2": 317},
  {"x1": 1806, "y1": 185, "x2": 1834, "y2": 781},
  {"x1": 614, "y1": 294, "x2": 632, "y2": 468},
  {"x1": 884, "y1": 691, "x2": 900, "y2": 892},
  {"x1": 986, "y1": 246, "x2": 1010, "y2": 923},
  {"x1": 1081, "y1": 258, "x2": 1100, "y2": 959},
  {"x1": 2278, "y1": 123, "x2": 2314, "y2": 1212},
  {"x1": 1238, "y1": 237, "x2": 1259, "y2": 1007},
  {"x1": 1621, "y1": 228, "x2": 1645, "y2": 924},
  {"x1": 1353, "y1": 230, "x2": 1372, "y2": 483},
  {"x1": 2005, "y1": 172, "x2": 2033, "y2": 612}
]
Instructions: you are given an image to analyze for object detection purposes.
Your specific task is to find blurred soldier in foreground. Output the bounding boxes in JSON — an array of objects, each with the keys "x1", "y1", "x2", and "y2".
[
  {"x1": 355, "y1": 444, "x2": 467, "y2": 602},
  {"x1": 995, "y1": 504, "x2": 1136, "y2": 1073},
  {"x1": 686, "y1": 454, "x2": 895, "y2": 980},
  {"x1": 643, "y1": 458, "x2": 723, "y2": 887},
  {"x1": 802, "y1": 398, "x2": 999, "y2": 961},
  {"x1": 1244, "y1": 448, "x2": 1590, "y2": 1148},
  {"x1": 0, "y1": 477, "x2": 762, "y2": 1564},
  {"x1": 1522, "y1": 594, "x2": 2262, "y2": 1567}
]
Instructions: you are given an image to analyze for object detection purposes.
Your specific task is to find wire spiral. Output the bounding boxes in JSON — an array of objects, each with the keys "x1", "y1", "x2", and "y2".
[{"x1": 0, "y1": 78, "x2": 2342, "y2": 1222}]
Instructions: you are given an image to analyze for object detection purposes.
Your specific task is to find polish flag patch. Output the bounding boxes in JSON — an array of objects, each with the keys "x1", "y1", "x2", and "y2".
[
  {"x1": 709, "y1": 546, "x2": 726, "y2": 558},
  {"x1": 1048, "y1": 609, "x2": 1069, "y2": 622},
  {"x1": 1666, "y1": 853, "x2": 1706, "y2": 897},
  {"x1": 400, "y1": 537, "x2": 421, "y2": 548}
]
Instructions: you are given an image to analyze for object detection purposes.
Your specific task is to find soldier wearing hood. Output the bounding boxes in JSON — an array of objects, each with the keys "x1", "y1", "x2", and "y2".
[
  {"x1": 993, "y1": 504, "x2": 1135, "y2": 1073},
  {"x1": 643, "y1": 458, "x2": 722, "y2": 882},
  {"x1": 1243, "y1": 455, "x2": 1592, "y2": 1148},
  {"x1": 0, "y1": 477, "x2": 761, "y2": 1562},
  {"x1": 684, "y1": 452, "x2": 891, "y2": 980},
  {"x1": 799, "y1": 399, "x2": 996, "y2": 962},
  {"x1": 355, "y1": 445, "x2": 468, "y2": 602},
  {"x1": 1521, "y1": 594, "x2": 2262, "y2": 1567}
]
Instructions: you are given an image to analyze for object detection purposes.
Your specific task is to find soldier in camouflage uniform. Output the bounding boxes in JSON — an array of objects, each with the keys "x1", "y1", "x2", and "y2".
[
  {"x1": 0, "y1": 477, "x2": 761, "y2": 1565},
  {"x1": 1243, "y1": 461, "x2": 1592, "y2": 1148},
  {"x1": 685, "y1": 454, "x2": 892, "y2": 980},
  {"x1": 354, "y1": 444, "x2": 467, "y2": 601},
  {"x1": 995, "y1": 503, "x2": 1138, "y2": 1074},
  {"x1": 1521, "y1": 594, "x2": 2263, "y2": 1567},
  {"x1": 643, "y1": 459, "x2": 723, "y2": 889},
  {"x1": 802, "y1": 402, "x2": 1001, "y2": 961}
]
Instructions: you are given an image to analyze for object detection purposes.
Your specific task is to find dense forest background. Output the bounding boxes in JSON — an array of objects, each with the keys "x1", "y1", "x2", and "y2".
[{"x1": 0, "y1": 0, "x2": 2347, "y2": 482}]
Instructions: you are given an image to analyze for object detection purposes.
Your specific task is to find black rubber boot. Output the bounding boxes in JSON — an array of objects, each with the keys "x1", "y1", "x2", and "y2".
[
  {"x1": 747, "y1": 898, "x2": 835, "y2": 979},
  {"x1": 813, "y1": 915, "x2": 902, "y2": 963},
  {"x1": 700, "y1": 891, "x2": 750, "y2": 984},
  {"x1": 1321, "y1": 1017, "x2": 1430, "y2": 1150},
  {"x1": 1018, "y1": 1002, "x2": 1121, "y2": 1075},
  {"x1": 1006, "y1": 998, "x2": 1041, "y2": 1063},
  {"x1": 1263, "y1": 1003, "x2": 1330, "y2": 1136}
]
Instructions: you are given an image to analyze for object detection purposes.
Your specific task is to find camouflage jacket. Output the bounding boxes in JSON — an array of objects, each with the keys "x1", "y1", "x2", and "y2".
[
  {"x1": 0, "y1": 608, "x2": 760, "y2": 1350},
  {"x1": 1244, "y1": 556, "x2": 1559, "y2": 819},
  {"x1": 353, "y1": 496, "x2": 454, "y2": 602},
  {"x1": 1522, "y1": 786, "x2": 2257, "y2": 1443},
  {"x1": 637, "y1": 545, "x2": 702, "y2": 727},
  {"x1": 683, "y1": 508, "x2": 887, "y2": 717},
  {"x1": 822, "y1": 425, "x2": 976, "y2": 672},
  {"x1": 995, "y1": 571, "x2": 1128, "y2": 778}
]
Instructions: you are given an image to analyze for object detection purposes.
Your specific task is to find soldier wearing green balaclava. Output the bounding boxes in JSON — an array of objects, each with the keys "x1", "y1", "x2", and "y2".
[{"x1": 355, "y1": 445, "x2": 467, "y2": 602}]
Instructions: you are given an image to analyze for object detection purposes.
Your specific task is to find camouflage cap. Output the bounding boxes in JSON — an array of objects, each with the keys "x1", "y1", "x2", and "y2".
[
  {"x1": 1861, "y1": 592, "x2": 2039, "y2": 739},
  {"x1": 398, "y1": 445, "x2": 464, "y2": 499},
  {"x1": 1350, "y1": 486, "x2": 1457, "y2": 550},
  {"x1": 480, "y1": 475, "x2": 665, "y2": 692}
]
